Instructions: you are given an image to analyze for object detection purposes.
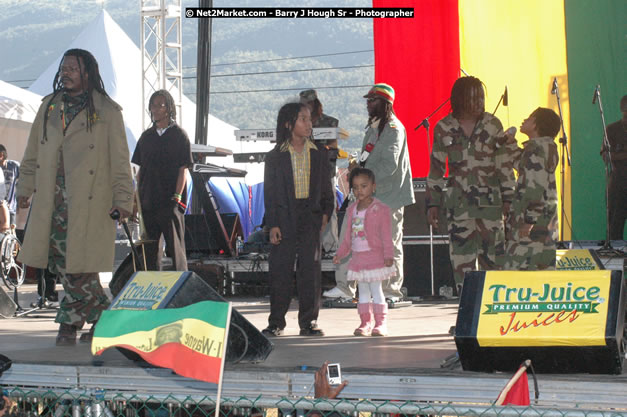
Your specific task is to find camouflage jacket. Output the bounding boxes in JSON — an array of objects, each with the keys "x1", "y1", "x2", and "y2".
[
  {"x1": 313, "y1": 113, "x2": 339, "y2": 128},
  {"x1": 511, "y1": 136, "x2": 558, "y2": 227},
  {"x1": 427, "y1": 112, "x2": 515, "y2": 220}
]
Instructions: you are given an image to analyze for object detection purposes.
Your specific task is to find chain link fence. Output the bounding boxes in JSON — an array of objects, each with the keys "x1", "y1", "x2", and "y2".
[{"x1": 2, "y1": 387, "x2": 626, "y2": 417}]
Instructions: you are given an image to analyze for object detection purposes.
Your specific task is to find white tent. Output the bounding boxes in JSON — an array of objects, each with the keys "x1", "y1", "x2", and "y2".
[
  {"x1": 29, "y1": 10, "x2": 270, "y2": 184},
  {"x1": 0, "y1": 80, "x2": 43, "y2": 162}
]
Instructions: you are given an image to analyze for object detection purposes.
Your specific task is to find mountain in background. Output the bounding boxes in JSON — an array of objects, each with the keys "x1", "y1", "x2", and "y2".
[{"x1": 0, "y1": 0, "x2": 375, "y2": 154}]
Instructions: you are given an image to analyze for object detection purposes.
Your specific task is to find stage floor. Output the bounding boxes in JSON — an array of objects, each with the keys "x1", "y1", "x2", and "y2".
[
  {"x1": 1, "y1": 283, "x2": 626, "y2": 410},
  {"x1": 0, "y1": 284, "x2": 458, "y2": 370}
]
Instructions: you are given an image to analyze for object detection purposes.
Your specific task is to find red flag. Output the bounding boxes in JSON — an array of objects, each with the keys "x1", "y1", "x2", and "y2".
[{"x1": 495, "y1": 363, "x2": 531, "y2": 406}]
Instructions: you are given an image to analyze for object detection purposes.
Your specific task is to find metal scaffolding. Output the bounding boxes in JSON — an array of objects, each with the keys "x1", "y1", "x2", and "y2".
[{"x1": 140, "y1": 0, "x2": 183, "y2": 129}]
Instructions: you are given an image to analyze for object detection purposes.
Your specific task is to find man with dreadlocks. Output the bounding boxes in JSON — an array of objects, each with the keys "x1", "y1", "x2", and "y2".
[
  {"x1": 131, "y1": 89, "x2": 193, "y2": 271},
  {"x1": 328, "y1": 84, "x2": 414, "y2": 309},
  {"x1": 427, "y1": 76, "x2": 515, "y2": 294},
  {"x1": 17, "y1": 49, "x2": 133, "y2": 346}
]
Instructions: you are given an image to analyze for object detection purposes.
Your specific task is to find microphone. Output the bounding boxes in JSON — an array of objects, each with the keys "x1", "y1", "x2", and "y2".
[
  {"x1": 110, "y1": 209, "x2": 121, "y2": 220},
  {"x1": 503, "y1": 86, "x2": 508, "y2": 106},
  {"x1": 497, "y1": 127, "x2": 517, "y2": 146},
  {"x1": 592, "y1": 85, "x2": 599, "y2": 104},
  {"x1": 551, "y1": 78, "x2": 558, "y2": 95}
]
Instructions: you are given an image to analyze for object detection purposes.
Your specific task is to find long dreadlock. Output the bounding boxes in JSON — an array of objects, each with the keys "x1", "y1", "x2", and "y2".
[
  {"x1": 367, "y1": 100, "x2": 395, "y2": 136},
  {"x1": 149, "y1": 89, "x2": 177, "y2": 125},
  {"x1": 42, "y1": 49, "x2": 109, "y2": 142},
  {"x1": 274, "y1": 102, "x2": 307, "y2": 150},
  {"x1": 450, "y1": 76, "x2": 486, "y2": 120}
]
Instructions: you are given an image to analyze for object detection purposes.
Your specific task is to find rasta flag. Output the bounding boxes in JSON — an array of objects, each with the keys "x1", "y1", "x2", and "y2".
[{"x1": 92, "y1": 300, "x2": 231, "y2": 384}]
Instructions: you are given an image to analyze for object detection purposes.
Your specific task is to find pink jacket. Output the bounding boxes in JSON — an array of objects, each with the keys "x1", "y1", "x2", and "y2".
[{"x1": 336, "y1": 198, "x2": 394, "y2": 269}]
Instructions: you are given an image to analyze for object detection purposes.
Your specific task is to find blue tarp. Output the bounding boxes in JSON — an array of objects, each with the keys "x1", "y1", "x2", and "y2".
[
  {"x1": 208, "y1": 178, "x2": 264, "y2": 241},
  {"x1": 195, "y1": 177, "x2": 343, "y2": 242}
]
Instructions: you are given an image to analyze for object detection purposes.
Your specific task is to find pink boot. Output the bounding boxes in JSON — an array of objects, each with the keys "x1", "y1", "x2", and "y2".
[
  {"x1": 371, "y1": 303, "x2": 388, "y2": 336},
  {"x1": 354, "y1": 303, "x2": 373, "y2": 336}
]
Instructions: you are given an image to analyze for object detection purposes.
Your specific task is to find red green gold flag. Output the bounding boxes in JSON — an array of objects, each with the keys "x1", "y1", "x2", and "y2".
[{"x1": 92, "y1": 300, "x2": 231, "y2": 384}]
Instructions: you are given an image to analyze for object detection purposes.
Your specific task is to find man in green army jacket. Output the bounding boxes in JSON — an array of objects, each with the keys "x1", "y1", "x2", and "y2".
[{"x1": 427, "y1": 76, "x2": 515, "y2": 292}]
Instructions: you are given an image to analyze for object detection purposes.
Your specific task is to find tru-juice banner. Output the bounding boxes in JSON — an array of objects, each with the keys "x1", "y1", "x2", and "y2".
[{"x1": 476, "y1": 270, "x2": 611, "y2": 347}]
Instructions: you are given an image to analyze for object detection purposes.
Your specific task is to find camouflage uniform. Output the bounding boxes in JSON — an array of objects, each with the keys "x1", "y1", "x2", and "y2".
[
  {"x1": 314, "y1": 113, "x2": 339, "y2": 130},
  {"x1": 427, "y1": 112, "x2": 515, "y2": 284},
  {"x1": 50, "y1": 151, "x2": 110, "y2": 327},
  {"x1": 504, "y1": 136, "x2": 558, "y2": 270}
]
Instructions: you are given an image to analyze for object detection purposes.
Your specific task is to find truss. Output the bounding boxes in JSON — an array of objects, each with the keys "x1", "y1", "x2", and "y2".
[{"x1": 140, "y1": 0, "x2": 183, "y2": 129}]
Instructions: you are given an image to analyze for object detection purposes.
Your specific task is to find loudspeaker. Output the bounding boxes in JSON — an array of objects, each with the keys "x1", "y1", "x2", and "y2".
[
  {"x1": 403, "y1": 178, "x2": 448, "y2": 237},
  {"x1": 111, "y1": 271, "x2": 273, "y2": 363},
  {"x1": 0, "y1": 286, "x2": 17, "y2": 318},
  {"x1": 455, "y1": 270, "x2": 625, "y2": 374},
  {"x1": 402, "y1": 242, "x2": 455, "y2": 296}
]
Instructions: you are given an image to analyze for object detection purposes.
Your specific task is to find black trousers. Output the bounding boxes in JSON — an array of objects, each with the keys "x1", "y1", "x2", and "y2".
[
  {"x1": 143, "y1": 205, "x2": 188, "y2": 271},
  {"x1": 608, "y1": 171, "x2": 626, "y2": 240},
  {"x1": 268, "y1": 200, "x2": 322, "y2": 329}
]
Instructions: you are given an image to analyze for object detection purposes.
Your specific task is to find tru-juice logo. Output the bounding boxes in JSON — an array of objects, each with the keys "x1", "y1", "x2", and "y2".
[{"x1": 485, "y1": 283, "x2": 603, "y2": 336}]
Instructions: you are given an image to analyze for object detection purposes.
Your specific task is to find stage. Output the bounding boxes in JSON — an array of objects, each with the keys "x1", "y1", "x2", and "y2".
[{"x1": 1, "y1": 284, "x2": 626, "y2": 411}]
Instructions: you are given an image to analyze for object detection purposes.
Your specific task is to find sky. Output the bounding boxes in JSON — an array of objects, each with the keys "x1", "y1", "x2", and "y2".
[{"x1": 0, "y1": 0, "x2": 376, "y2": 152}]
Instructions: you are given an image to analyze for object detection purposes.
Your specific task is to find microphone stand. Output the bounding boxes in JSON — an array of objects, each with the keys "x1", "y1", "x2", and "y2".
[
  {"x1": 415, "y1": 97, "x2": 449, "y2": 298},
  {"x1": 593, "y1": 86, "x2": 621, "y2": 254},
  {"x1": 415, "y1": 97, "x2": 450, "y2": 156},
  {"x1": 552, "y1": 79, "x2": 571, "y2": 249}
]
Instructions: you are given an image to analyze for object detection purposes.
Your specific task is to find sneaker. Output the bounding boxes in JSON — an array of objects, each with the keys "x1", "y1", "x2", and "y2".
[
  {"x1": 261, "y1": 325, "x2": 284, "y2": 337},
  {"x1": 299, "y1": 323, "x2": 324, "y2": 336},
  {"x1": 322, "y1": 287, "x2": 352, "y2": 299}
]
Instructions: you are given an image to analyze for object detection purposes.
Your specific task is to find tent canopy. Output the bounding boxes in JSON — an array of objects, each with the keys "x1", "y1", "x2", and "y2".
[
  {"x1": 0, "y1": 80, "x2": 43, "y2": 161},
  {"x1": 27, "y1": 10, "x2": 270, "y2": 183}
]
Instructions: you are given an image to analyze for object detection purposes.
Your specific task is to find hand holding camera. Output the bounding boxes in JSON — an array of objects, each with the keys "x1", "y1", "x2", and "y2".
[{"x1": 314, "y1": 361, "x2": 348, "y2": 399}]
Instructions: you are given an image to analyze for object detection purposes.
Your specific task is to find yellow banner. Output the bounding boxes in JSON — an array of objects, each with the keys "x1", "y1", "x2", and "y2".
[
  {"x1": 476, "y1": 270, "x2": 610, "y2": 347},
  {"x1": 92, "y1": 317, "x2": 226, "y2": 358},
  {"x1": 112, "y1": 271, "x2": 183, "y2": 310},
  {"x1": 556, "y1": 249, "x2": 601, "y2": 270},
  {"x1": 459, "y1": 0, "x2": 571, "y2": 239}
]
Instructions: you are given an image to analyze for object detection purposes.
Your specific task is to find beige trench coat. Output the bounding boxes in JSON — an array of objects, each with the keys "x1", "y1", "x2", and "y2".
[{"x1": 17, "y1": 90, "x2": 133, "y2": 273}]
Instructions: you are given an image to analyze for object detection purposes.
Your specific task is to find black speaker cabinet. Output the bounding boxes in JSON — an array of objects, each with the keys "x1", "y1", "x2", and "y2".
[
  {"x1": 403, "y1": 178, "x2": 448, "y2": 237},
  {"x1": 111, "y1": 271, "x2": 273, "y2": 363},
  {"x1": 402, "y1": 241, "x2": 455, "y2": 296},
  {"x1": 455, "y1": 270, "x2": 625, "y2": 374},
  {"x1": 0, "y1": 286, "x2": 17, "y2": 318}
]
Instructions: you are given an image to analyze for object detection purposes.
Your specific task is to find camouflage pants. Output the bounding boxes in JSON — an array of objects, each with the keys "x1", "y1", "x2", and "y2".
[
  {"x1": 448, "y1": 216, "x2": 503, "y2": 284},
  {"x1": 51, "y1": 152, "x2": 110, "y2": 327},
  {"x1": 503, "y1": 216, "x2": 556, "y2": 271}
]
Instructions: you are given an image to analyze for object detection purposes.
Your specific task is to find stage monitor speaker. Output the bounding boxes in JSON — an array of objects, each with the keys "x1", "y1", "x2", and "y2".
[
  {"x1": 111, "y1": 271, "x2": 273, "y2": 363},
  {"x1": 455, "y1": 270, "x2": 625, "y2": 374},
  {"x1": 403, "y1": 178, "x2": 448, "y2": 237},
  {"x1": 0, "y1": 286, "x2": 17, "y2": 318},
  {"x1": 402, "y1": 242, "x2": 455, "y2": 296}
]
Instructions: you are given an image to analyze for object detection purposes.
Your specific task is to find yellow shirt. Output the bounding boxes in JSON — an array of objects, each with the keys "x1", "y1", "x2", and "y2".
[{"x1": 281, "y1": 139, "x2": 317, "y2": 199}]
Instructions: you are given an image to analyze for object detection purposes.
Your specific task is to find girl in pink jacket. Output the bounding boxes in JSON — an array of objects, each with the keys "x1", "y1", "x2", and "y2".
[{"x1": 333, "y1": 168, "x2": 395, "y2": 336}]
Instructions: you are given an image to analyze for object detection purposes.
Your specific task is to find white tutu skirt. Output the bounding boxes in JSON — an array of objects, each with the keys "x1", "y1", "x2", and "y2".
[{"x1": 347, "y1": 266, "x2": 396, "y2": 283}]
